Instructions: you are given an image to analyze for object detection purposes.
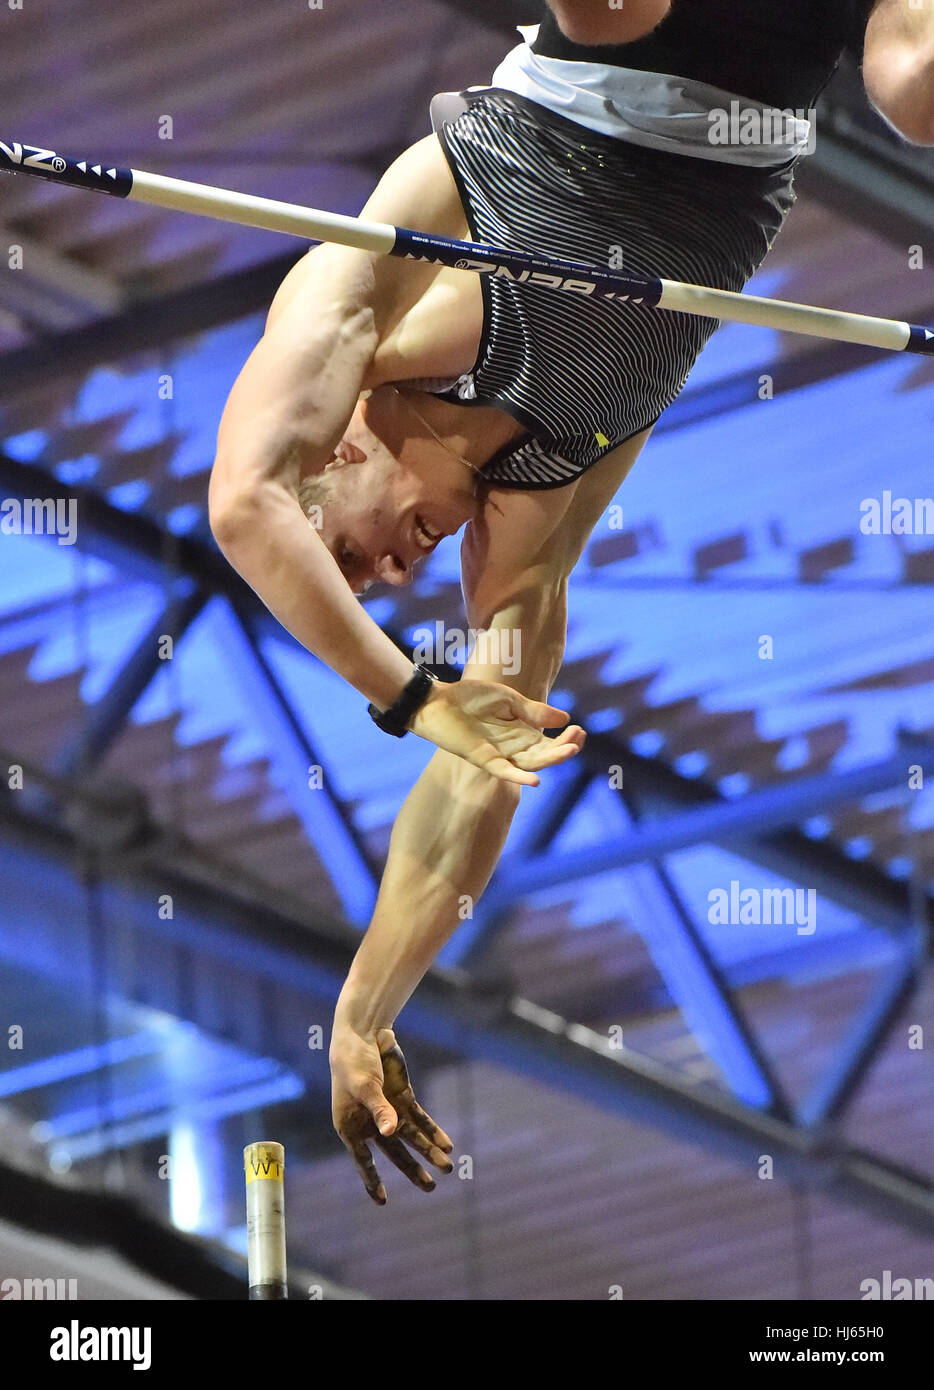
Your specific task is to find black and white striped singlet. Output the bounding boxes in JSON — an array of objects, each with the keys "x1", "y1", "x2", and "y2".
[{"x1": 426, "y1": 90, "x2": 796, "y2": 490}]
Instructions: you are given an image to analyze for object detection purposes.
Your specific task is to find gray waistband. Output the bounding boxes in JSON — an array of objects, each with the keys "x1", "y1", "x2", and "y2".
[{"x1": 475, "y1": 23, "x2": 812, "y2": 166}]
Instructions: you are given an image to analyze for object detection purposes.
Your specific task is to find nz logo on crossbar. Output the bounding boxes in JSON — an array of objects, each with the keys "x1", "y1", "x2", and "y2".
[
  {"x1": 0, "y1": 141, "x2": 119, "y2": 181},
  {"x1": 0, "y1": 140, "x2": 66, "y2": 173}
]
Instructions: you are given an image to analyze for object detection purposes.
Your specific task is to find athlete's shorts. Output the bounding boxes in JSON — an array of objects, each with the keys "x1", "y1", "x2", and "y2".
[{"x1": 422, "y1": 89, "x2": 796, "y2": 490}]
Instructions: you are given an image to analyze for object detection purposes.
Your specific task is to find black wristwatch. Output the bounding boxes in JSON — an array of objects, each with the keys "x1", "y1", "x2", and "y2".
[{"x1": 367, "y1": 663, "x2": 437, "y2": 738}]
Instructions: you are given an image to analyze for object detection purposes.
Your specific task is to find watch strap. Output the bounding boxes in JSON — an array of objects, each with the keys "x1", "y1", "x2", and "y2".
[{"x1": 367, "y1": 663, "x2": 436, "y2": 737}]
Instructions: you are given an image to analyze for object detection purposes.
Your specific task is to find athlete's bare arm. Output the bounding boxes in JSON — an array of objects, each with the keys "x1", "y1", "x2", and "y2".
[
  {"x1": 330, "y1": 425, "x2": 651, "y2": 1201},
  {"x1": 210, "y1": 137, "x2": 455, "y2": 711},
  {"x1": 211, "y1": 135, "x2": 578, "y2": 785}
]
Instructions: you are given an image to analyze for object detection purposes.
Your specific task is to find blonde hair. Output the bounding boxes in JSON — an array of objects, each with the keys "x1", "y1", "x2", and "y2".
[{"x1": 297, "y1": 470, "x2": 337, "y2": 521}]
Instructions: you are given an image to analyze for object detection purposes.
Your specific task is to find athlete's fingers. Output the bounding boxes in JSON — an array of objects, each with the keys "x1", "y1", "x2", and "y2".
[
  {"x1": 375, "y1": 1135, "x2": 436, "y2": 1191},
  {"x1": 397, "y1": 1119, "x2": 454, "y2": 1172},
  {"x1": 344, "y1": 1138, "x2": 387, "y2": 1205},
  {"x1": 379, "y1": 1050, "x2": 404, "y2": 1094},
  {"x1": 475, "y1": 750, "x2": 540, "y2": 785},
  {"x1": 355, "y1": 1079, "x2": 398, "y2": 1137},
  {"x1": 508, "y1": 693, "x2": 572, "y2": 729},
  {"x1": 551, "y1": 724, "x2": 587, "y2": 749},
  {"x1": 512, "y1": 737, "x2": 582, "y2": 772},
  {"x1": 407, "y1": 1099, "x2": 454, "y2": 1153}
]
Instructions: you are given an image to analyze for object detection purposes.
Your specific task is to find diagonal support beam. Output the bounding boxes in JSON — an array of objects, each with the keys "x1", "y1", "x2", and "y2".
[
  {"x1": 616, "y1": 785, "x2": 794, "y2": 1116},
  {"x1": 51, "y1": 581, "x2": 207, "y2": 778},
  {"x1": 0, "y1": 448, "x2": 256, "y2": 601},
  {"x1": 480, "y1": 735, "x2": 934, "y2": 914},
  {"x1": 798, "y1": 924, "x2": 926, "y2": 1128},
  {"x1": 569, "y1": 775, "x2": 795, "y2": 1110},
  {"x1": 212, "y1": 598, "x2": 379, "y2": 923}
]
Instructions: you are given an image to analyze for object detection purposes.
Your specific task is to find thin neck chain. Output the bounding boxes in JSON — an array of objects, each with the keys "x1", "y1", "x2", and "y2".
[{"x1": 392, "y1": 386, "x2": 480, "y2": 478}]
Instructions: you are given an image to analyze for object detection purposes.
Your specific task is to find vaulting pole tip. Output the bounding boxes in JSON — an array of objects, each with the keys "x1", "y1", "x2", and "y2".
[{"x1": 244, "y1": 1140, "x2": 288, "y2": 1300}]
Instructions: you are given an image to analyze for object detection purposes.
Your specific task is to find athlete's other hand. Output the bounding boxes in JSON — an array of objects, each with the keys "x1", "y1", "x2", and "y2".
[
  {"x1": 330, "y1": 1026, "x2": 454, "y2": 1204},
  {"x1": 408, "y1": 678, "x2": 585, "y2": 786}
]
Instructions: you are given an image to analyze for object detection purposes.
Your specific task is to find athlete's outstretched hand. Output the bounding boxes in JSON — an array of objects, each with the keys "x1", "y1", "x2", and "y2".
[
  {"x1": 408, "y1": 678, "x2": 586, "y2": 786},
  {"x1": 331, "y1": 1026, "x2": 454, "y2": 1204}
]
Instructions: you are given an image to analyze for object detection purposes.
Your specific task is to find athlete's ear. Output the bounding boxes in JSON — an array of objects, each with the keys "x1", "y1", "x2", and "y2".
[{"x1": 334, "y1": 438, "x2": 367, "y2": 465}]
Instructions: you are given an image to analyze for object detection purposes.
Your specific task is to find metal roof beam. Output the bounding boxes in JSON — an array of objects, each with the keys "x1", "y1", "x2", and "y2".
[
  {"x1": 480, "y1": 735, "x2": 934, "y2": 917},
  {"x1": 0, "y1": 791, "x2": 931, "y2": 1235},
  {"x1": 1, "y1": 449, "x2": 930, "y2": 933},
  {"x1": 51, "y1": 582, "x2": 207, "y2": 779},
  {"x1": 0, "y1": 250, "x2": 301, "y2": 401}
]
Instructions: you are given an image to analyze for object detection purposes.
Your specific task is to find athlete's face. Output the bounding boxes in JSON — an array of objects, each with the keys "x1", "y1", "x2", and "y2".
[{"x1": 308, "y1": 390, "x2": 480, "y2": 595}]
